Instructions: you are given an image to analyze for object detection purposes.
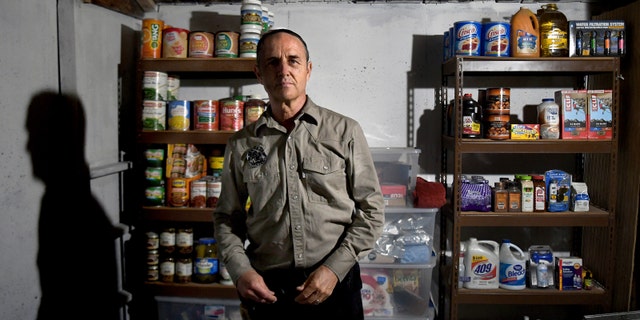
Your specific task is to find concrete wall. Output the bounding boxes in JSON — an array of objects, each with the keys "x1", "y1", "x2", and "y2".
[{"x1": 0, "y1": 1, "x2": 591, "y2": 319}]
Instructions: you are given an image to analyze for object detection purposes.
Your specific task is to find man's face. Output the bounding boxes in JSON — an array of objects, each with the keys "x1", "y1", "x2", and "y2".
[{"x1": 255, "y1": 32, "x2": 311, "y2": 104}]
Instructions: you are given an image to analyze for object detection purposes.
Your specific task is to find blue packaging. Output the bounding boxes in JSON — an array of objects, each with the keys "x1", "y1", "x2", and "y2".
[
  {"x1": 545, "y1": 169, "x2": 571, "y2": 212},
  {"x1": 483, "y1": 22, "x2": 510, "y2": 56},
  {"x1": 454, "y1": 21, "x2": 482, "y2": 56}
]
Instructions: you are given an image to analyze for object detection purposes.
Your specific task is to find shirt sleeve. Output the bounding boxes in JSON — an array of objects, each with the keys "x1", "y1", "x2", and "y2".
[{"x1": 322, "y1": 122, "x2": 385, "y2": 281}]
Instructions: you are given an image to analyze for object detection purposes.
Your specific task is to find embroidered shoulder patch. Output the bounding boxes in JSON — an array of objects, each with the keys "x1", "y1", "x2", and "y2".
[{"x1": 246, "y1": 145, "x2": 267, "y2": 168}]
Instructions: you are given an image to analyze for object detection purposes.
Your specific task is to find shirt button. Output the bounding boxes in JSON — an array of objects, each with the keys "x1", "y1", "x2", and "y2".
[
  {"x1": 323, "y1": 165, "x2": 329, "y2": 170},
  {"x1": 295, "y1": 225, "x2": 301, "y2": 230},
  {"x1": 297, "y1": 254, "x2": 303, "y2": 259},
  {"x1": 289, "y1": 165, "x2": 296, "y2": 170},
  {"x1": 292, "y1": 195, "x2": 298, "y2": 200}
]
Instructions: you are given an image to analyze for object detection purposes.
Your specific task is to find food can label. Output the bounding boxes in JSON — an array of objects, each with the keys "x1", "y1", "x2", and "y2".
[
  {"x1": 454, "y1": 21, "x2": 482, "y2": 56},
  {"x1": 219, "y1": 98, "x2": 244, "y2": 131},
  {"x1": 141, "y1": 18, "x2": 164, "y2": 58},
  {"x1": 189, "y1": 31, "x2": 215, "y2": 58},
  {"x1": 143, "y1": 71, "x2": 168, "y2": 101},
  {"x1": 142, "y1": 100, "x2": 166, "y2": 131},
  {"x1": 215, "y1": 31, "x2": 239, "y2": 58},
  {"x1": 168, "y1": 178, "x2": 189, "y2": 207},
  {"x1": 167, "y1": 75, "x2": 180, "y2": 100},
  {"x1": 167, "y1": 100, "x2": 192, "y2": 131},
  {"x1": 162, "y1": 28, "x2": 189, "y2": 58},
  {"x1": 145, "y1": 186, "x2": 165, "y2": 206},
  {"x1": 483, "y1": 22, "x2": 510, "y2": 56},
  {"x1": 206, "y1": 180, "x2": 222, "y2": 208},
  {"x1": 194, "y1": 100, "x2": 219, "y2": 131},
  {"x1": 190, "y1": 180, "x2": 207, "y2": 208}
]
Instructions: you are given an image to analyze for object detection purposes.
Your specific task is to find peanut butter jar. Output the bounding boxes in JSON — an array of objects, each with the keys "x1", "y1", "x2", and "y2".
[{"x1": 484, "y1": 87, "x2": 510, "y2": 114}]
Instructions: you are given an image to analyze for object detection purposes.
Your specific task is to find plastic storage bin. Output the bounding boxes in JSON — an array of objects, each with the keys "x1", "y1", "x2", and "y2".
[
  {"x1": 156, "y1": 296, "x2": 241, "y2": 320},
  {"x1": 370, "y1": 148, "x2": 421, "y2": 207}
]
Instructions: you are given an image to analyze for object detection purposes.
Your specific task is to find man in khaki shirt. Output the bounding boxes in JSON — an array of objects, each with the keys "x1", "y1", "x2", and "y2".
[{"x1": 213, "y1": 29, "x2": 385, "y2": 319}]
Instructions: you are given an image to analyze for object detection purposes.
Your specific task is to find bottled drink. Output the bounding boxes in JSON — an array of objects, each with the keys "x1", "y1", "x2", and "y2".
[
  {"x1": 461, "y1": 93, "x2": 483, "y2": 138},
  {"x1": 539, "y1": 3, "x2": 568, "y2": 57}
]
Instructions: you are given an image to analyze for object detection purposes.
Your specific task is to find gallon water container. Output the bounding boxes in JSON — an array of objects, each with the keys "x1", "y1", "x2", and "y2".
[
  {"x1": 499, "y1": 239, "x2": 527, "y2": 290},
  {"x1": 463, "y1": 238, "x2": 499, "y2": 289}
]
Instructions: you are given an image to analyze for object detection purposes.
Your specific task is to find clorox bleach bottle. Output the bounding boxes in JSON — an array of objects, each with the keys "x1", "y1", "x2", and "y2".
[
  {"x1": 499, "y1": 239, "x2": 527, "y2": 290},
  {"x1": 463, "y1": 238, "x2": 499, "y2": 289}
]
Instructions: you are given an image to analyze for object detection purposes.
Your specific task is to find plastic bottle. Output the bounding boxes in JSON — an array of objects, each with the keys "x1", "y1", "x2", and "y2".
[
  {"x1": 537, "y1": 261, "x2": 549, "y2": 288},
  {"x1": 539, "y1": 3, "x2": 569, "y2": 57},
  {"x1": 507, "y1": 181, "x2": 521, "y2": 212},
  {"x1": 461, "y1": 93, "x2": 483, "y2": 139},
  {"x1": 493, "y1": 181, "x2": 508, "y2": 212},
  {"x1": 459, "y1": 241, "x2": 467, "y2": 288},
  {"x1": 520, "y1": 175, "x2": 534, "y2": 212},
  {"x1": 463, "y1": 238, "x2": 499, "y2": 289},
  {"x1": 510, "y1": 7, "x2": 540, "y2": 57},
  {"x1": 537, "y1": 98, "x2": 560, "y2": 139},
  {"x1": 533, "y1": 175, "x2": 547, "y2": 212},
  {"x1": 499, "y1": 239, "x2": 527, "y2": 290}
]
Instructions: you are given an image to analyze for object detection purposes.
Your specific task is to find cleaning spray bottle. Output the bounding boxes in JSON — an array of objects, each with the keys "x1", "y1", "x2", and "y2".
[
  {"x1": 463, "y1": 237, "x2": 499, "y2": 289},
  {"x1": 499, "y1": 239, "x2": 527, "y2": 290}
]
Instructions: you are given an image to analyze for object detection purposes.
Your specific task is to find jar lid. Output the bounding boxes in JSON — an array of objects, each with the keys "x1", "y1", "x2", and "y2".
[{"x1": 199, "y1": 237, "x2": 216, "y2": 244}]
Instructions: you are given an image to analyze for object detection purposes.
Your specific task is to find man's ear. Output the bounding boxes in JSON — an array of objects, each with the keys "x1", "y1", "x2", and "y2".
[{"x1": 254, "y1": 65, "x2": 263, "y2": 84}]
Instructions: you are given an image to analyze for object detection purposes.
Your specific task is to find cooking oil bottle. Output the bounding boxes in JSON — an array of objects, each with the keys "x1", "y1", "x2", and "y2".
[{"x1": 539, "y1": 3, "x2": 569, "y2": 57}]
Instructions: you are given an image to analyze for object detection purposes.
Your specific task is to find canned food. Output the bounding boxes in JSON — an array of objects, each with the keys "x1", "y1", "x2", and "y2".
[
  {"x1": 189, "y1": 31, "x2": 215, "y2": 58},
  {"x1": 244, "y1": 98, "x2": 266, "y2": 126},
  {"x1": 485, "y1": 87, "x2": 510, "y2": 114},
  {"x1": 190, "y1": 179, "x2": 207, "y2": 208},
  {"x1": 143, "y1": 71, "x2": 168, "y2": 101},
  {"x1": 193, "y1": 100, "x2": 219, "y2": 131},
  {"x1": 162, "y1": 27, "x2": 189, "y2": 58},
  {"x1": 483, "y1": 22, "x2": 510, "y2": 57},
  {"x1": 168, "y1": 177, "x2": 189, "y2": 207},
  {"x1": 167, "y1": 100, "x2": 192, "y2": 131},
  {"x1": 145, "y1": 167, "x2": 163, "y2": 186},
  {"x1": 167, "y1": 75, "x2": 180, "y2": 100},
  {"x1": 142, "y1": 100, "x2": 166, "y2": 131},
  {"x1": 219, "y1": 98, "x2": 244, "y2": 131},
  {"x1": 485, "y1": 114, "x2": 511, "y2": 140},
  {"x1": 215, "y1": 31, "x2": 240, "y2": 58},
  {"x1": 144, "y1": 186, "x2": 164, "y2": 206},
  {"x1": 454, "y1": 21, "x2": 482, "y2": 56}
]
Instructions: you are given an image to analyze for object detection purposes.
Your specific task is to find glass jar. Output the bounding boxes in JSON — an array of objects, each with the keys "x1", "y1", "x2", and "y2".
[
  {"x1": 193, "y1": 237, "x2": 219, "y2": 284},
  {"x1": 176, "y1": 226, "x2": 194, "y2": 255},
  {"x1": 159, "y1": 227, "x2": 176, "y2": 255}
]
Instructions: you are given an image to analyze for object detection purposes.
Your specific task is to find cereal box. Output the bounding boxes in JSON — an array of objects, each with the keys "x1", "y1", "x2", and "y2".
[
  {"x1": 555, "y1": 90, "x2": 588, "y2": 139},
  {"x1": 588, "y1": 90, "x2": 613, "y2": 140}
]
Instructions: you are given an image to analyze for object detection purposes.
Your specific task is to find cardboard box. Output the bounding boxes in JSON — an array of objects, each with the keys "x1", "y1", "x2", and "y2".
[
  {"x1": 588, "y1": 90, "x2": 613, "y2": 140},
  {"x1": 569, "y1": 20, "x2": 626, "y2": 57},
  {"x1": 555, "y1": 90, "x2": 589, "y2": 139},
  {"x1": 381, "y1": 184, "x2": 408, "y2": 207},
  {"x1": 555, "y1": 256, "x2": 583, "y2": 291},
  {"x1": 510, "y1": 124, "x2": 540, "y2": 140}
]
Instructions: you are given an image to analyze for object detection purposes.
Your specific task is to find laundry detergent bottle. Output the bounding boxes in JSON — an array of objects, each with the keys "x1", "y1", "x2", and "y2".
[
  {"x1": 499, "y1": 239, "x2": 527, "y2": 290},
  {"x1": 463, "y1": 238, "x2": 499, "y2": 289}
]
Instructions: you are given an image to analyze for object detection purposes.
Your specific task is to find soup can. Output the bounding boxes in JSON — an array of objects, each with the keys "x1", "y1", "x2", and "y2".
[
  {"x1": 167, "y1": 100, "x2": 192, "y2": 131},
  {"x1": 189, "y1": 31, "x2": 215, "y2": 58},
  {"x1": 215, "y1": 31, "x2": 240, "y2": 58},
  {"x1": 454, "y1": 21, "x2": 482, "y2": 56},
  {"x1": 163, "y1": 27, "x2": 189, "y2": 58},
  {"x1": 193, "y1": 100, "x2": 219, "y2": 131},
  {"x1": 483, "y1": 22, "x2": 510, "y2": 57},
  {"x1": 167, "y1": 75, "x2": 180, "y2": 100}
]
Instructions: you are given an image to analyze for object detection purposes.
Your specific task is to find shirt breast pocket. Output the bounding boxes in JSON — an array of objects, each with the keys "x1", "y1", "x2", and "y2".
[{"x1": 302, "y1": 156, "x2": 347, "y2": 204}]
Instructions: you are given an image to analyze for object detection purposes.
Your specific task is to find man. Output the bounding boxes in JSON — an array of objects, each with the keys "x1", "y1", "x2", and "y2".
[{"x1": 213, "y1": 29, "x2": 385, "y2": 320}]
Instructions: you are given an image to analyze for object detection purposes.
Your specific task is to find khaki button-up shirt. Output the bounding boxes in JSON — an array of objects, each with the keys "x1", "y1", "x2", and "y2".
[{"x1": 213, "y1": 97, "x2": 385, "y2": 284}]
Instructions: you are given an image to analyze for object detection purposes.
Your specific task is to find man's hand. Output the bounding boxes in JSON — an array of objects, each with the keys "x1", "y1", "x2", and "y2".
[
  {"x1": 294, "y1": 265, "x2": 338, "y2": 305},
  {"x1": 236, "y1": 270, "x2": 278, "y2": 304}
]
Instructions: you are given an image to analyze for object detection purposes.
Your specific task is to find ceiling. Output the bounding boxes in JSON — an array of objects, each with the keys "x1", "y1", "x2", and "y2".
[{"x1": 84, "y1": 0, "x2": 636, "y2": 19}]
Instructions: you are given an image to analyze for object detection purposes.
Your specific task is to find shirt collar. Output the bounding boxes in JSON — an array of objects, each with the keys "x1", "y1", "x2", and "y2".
[{"x1": 252, "y1": 96, "x2": 320, "y2": 138}]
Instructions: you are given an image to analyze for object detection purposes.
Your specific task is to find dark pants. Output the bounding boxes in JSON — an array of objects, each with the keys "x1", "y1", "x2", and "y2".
[{"x1": 240, "y1": 263, "x2": 364, "y2": 320}]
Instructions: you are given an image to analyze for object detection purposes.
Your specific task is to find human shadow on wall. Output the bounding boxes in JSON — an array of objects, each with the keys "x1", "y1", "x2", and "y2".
[
  {"x1": 410, "y1": 34, "x2": 443, "y2": 178},
  {"x1": 26, "y1": 91, "x2": 121, "y2": 320}
]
